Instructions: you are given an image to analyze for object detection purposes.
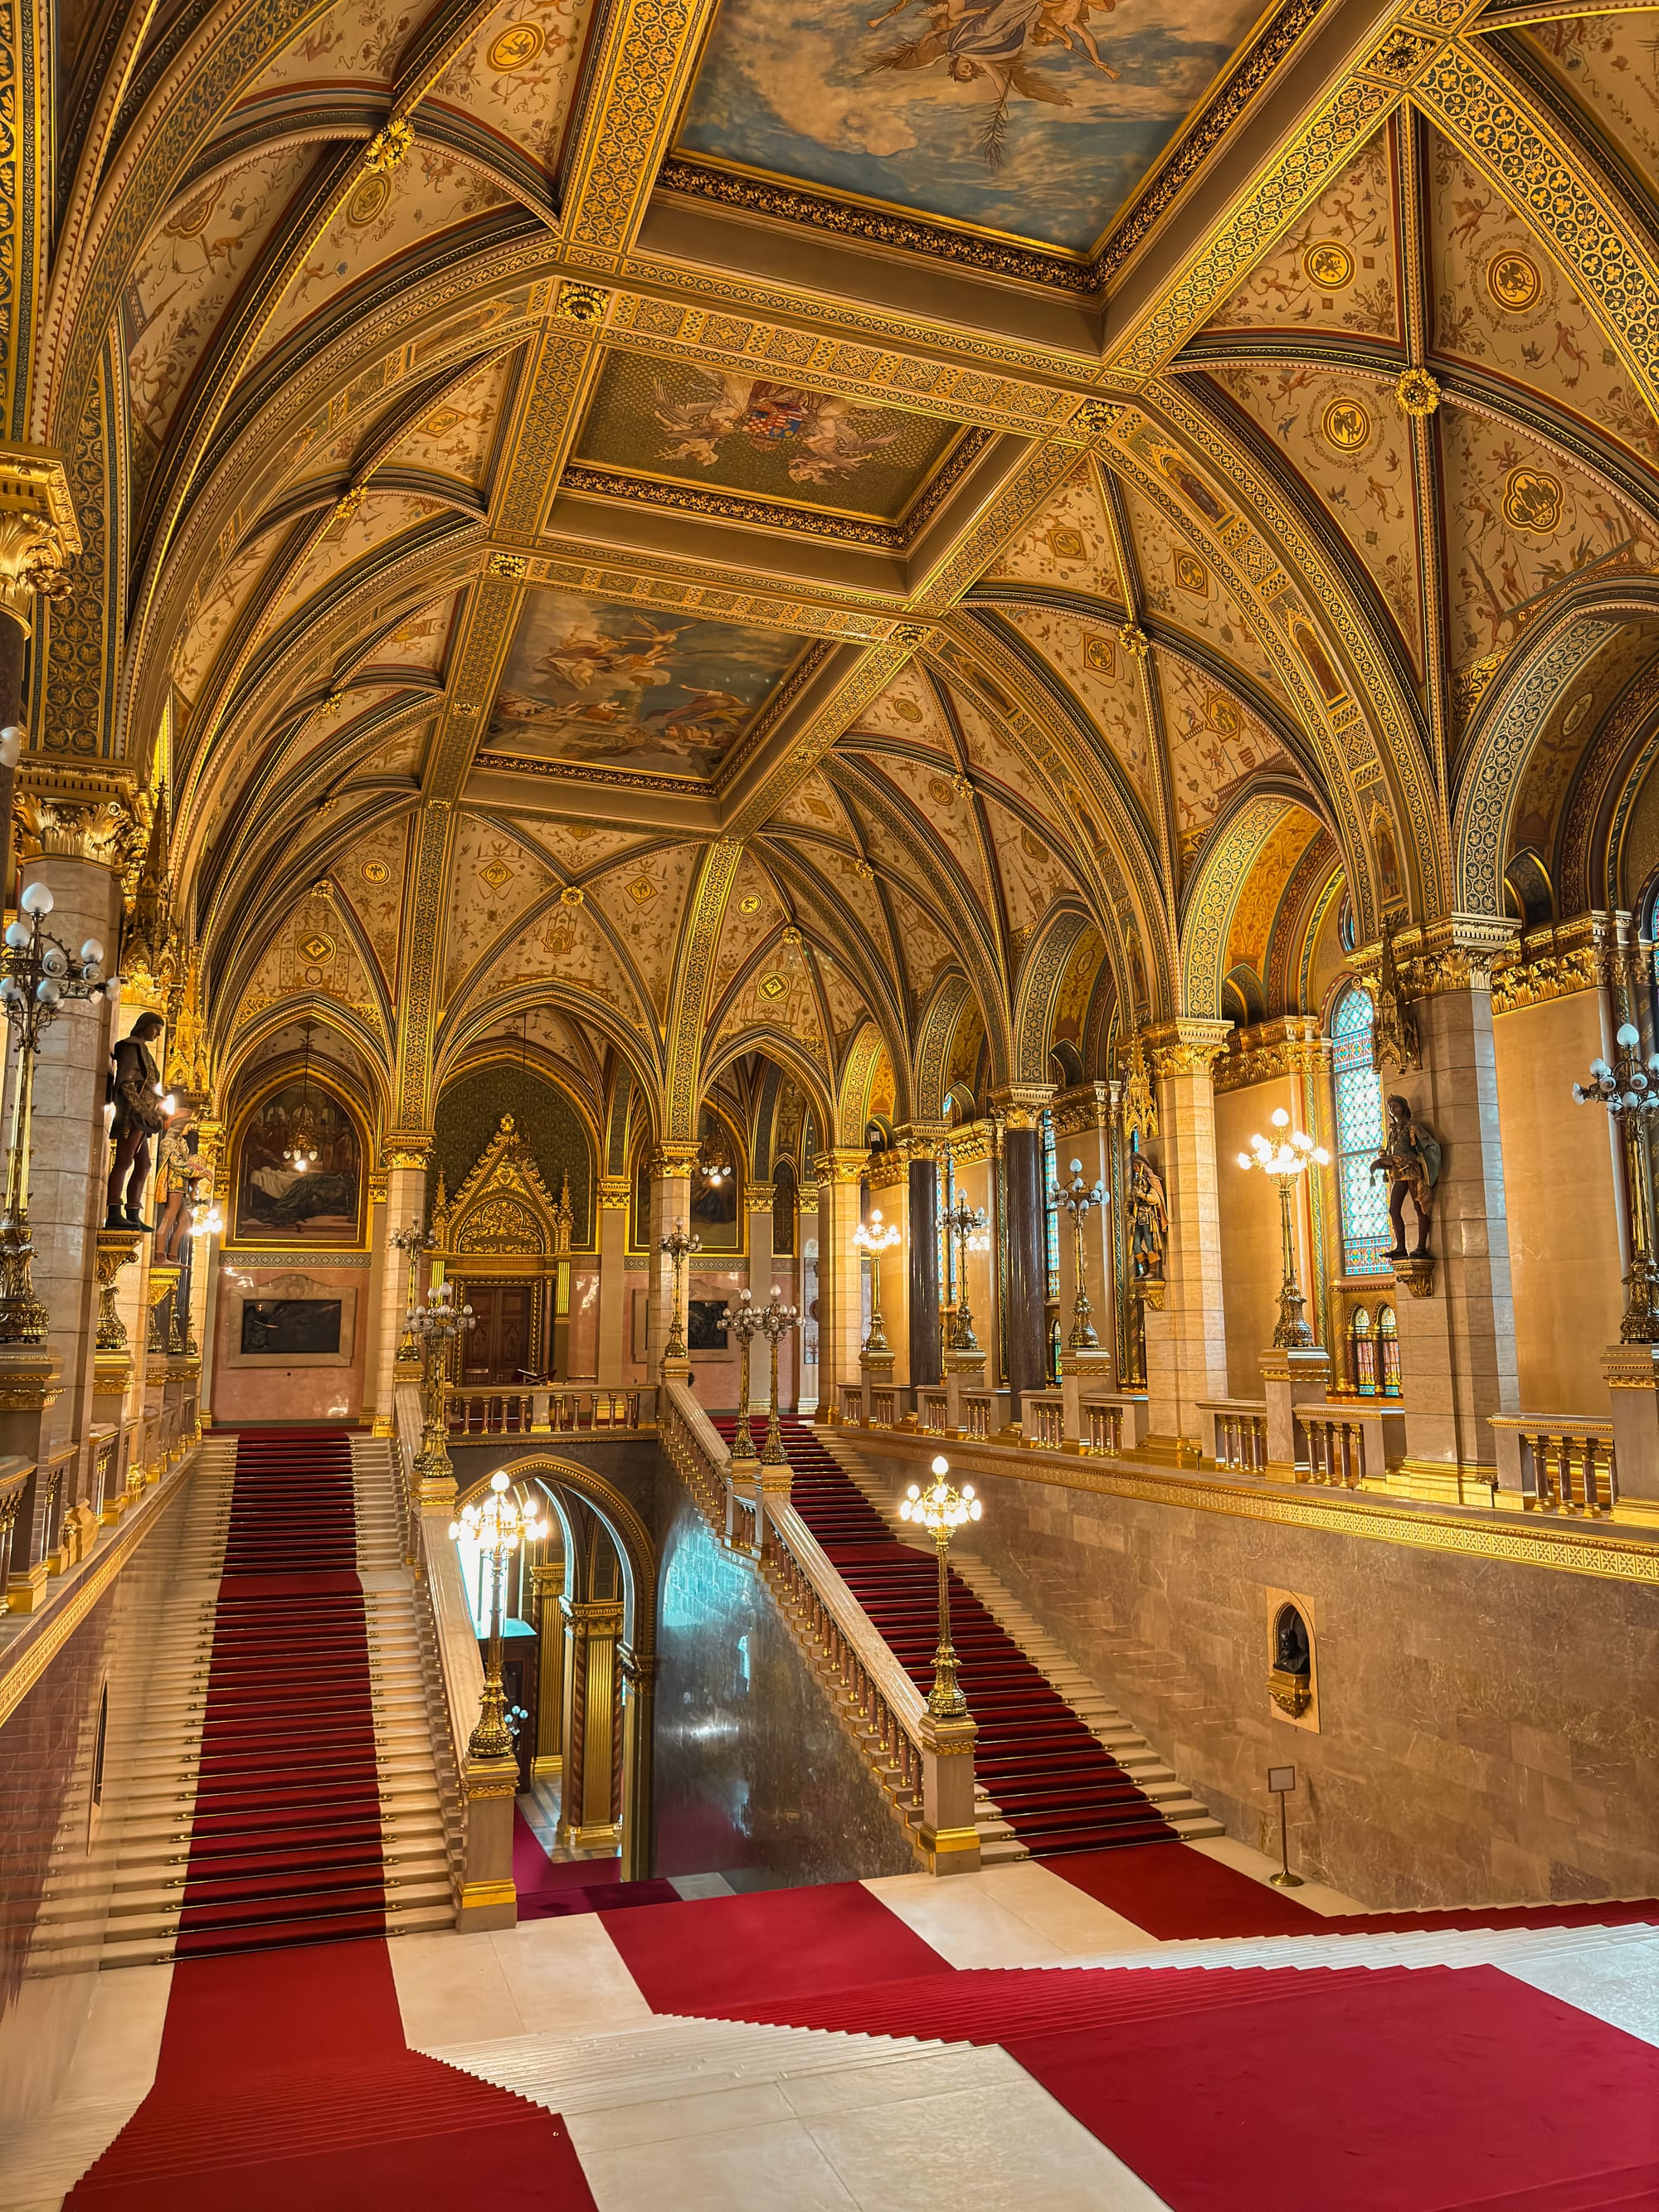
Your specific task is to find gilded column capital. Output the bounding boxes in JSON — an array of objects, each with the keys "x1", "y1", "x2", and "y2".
[
  {"x1": 893, "y1": 1121, "x2": 949, "y2": 1159},
  {"x1": 1357, "y1": 914, "x2": 1520, "y2": 1000},
  {"x1": 1490, "y1": 912, "x2": 1605, "y2": 1014},
  {"x1": 1051, "y1": 1081, "x2": 1113, "y2": 1138},
  {"x1": 15, "y1": 769, "x2": 139, "y2": 868},
  {"x1": 597, "y1": 1174, "x2": 631, "y2": 1209},
  {"x1": 1213, "y1": 1016, "x2": 1331, "y2": 1094},
  {"x1": 1142, "y1": 1018, "x2": 1233, "y2": 1081},
  {"x1": 744, "y1": 1188, "x2": 777, "y2": 1213},
  {"x1": 811, "y1": 1148, "x2": 868, "y2": 1185},
  {"x1": 0, "y1": 445, "x2": 81, "y2": 634},
  {"x1": 988, "y1": 1084, "x2": 1055, "y2": 1130},
  {"x1": 649, "y1": 1142, "x2": 701, "y2": 1180}
]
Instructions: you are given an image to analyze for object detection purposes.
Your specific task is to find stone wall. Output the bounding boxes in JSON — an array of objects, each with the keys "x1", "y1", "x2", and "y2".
[
  {"x1": 650, "y1": 1473, "x2": 917, "y2": 1892},
  {"x1": 856, "y1": 1447, "x2": 1659, "y2": 1909}
]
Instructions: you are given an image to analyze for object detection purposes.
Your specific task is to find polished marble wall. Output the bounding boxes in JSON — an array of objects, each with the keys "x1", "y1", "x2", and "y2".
[
  {"x1": 856, "y1": 1449, "x2": 1659, "y2": 1910},
  {"x1": 650, "y1": 1475, "x2": 916, "y2": 1891},
  {"x1": 0, "y1": 1473, "x2": 197, "y2": 2130}
]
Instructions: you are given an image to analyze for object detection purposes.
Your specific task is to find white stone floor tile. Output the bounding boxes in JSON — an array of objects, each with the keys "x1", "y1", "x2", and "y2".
[
  {"x1": 562, "y1": 2078, "x2": 796, "y2": 2151},
  {"x1": 572, "y1": 2113, "x2": 862, "y2": 2210},
  {"x1": 1185, "y1": 1832, "x2": 1365, "y2": 1914},
  {"x1": 484, "y1": 1915, "x2": 658, "y2": 2036},
  {"x1": 970, "y1": 1860, "x2": 1165, "y2": 1956},
  {"x1": 390, "y1": 1926, "x2": 526, "y2": 2046},
  {"x1": 1497, "y1": 1930, "x2": 1659, "y2": 2047},
  {"x1": 860, "y1": 1869, "x2": 1074, "y2": 1967},
  {"x1": 777, "y1": 2043, "x2": 1013, "y2": 2117},
  {"x1": 804, "y1": 2069, "x2": 1173, "y2": 2212}
]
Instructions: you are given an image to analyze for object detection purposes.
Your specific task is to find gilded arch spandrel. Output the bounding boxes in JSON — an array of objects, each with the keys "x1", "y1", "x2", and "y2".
[
  {"x1": 1179, "y1": 793, "x2": 1307, "y2": 1019},
  {"x1": 1012, "y1": 908, "x2": 1101, "y2": 1090},
  {"x1": 1114, "y1": 382, "x2": 1423, "y2": 933}
]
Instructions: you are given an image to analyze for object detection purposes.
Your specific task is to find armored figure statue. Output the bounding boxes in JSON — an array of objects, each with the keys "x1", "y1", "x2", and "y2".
[
  {"x1": 1370, "y1": 1093, "x2": 1441, "y2": 1261},
  {"x1": 1129, "y1": 1153, "x2": 1169, "y2": 1281}
]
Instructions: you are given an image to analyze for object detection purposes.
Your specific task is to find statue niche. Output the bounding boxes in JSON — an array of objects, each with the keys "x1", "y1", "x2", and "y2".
[{"x1": 1269, "y1": 1601, "x2": 1313, "y2": 1721}]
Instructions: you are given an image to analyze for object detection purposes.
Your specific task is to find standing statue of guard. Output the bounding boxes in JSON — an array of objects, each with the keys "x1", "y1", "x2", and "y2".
[
  {"x1": 1370, "y1": 1094, "x2": 1441, "y2": 1260},
  {"x1": 1129, "y1": 1153, "x2": 1169, "y2": 1281}
]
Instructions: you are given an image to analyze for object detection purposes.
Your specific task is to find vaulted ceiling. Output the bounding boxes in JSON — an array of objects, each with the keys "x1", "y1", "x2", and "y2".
[{"x1": 15, "y1": 0, "x2": 1659, "y2": 1141}]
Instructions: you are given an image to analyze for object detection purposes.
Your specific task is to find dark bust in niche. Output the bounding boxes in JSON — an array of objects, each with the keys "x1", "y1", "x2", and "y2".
[{"x1": 1274, "y1": 1604, "x2": 1311, "y2": 1678}]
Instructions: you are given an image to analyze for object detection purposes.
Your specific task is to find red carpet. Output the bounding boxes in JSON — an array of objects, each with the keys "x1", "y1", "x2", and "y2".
[
  {"x1": 511, "y1": 1810, "x2": 680, "y2": 1918},
  {"x1": 718, "y1": 1418, "x2": 1175, "y2": 1857},
  {"x1": 67, "y1": 1936, "x2": 596, "y2": 2209},
  {"x1": 175, "y1": 1430, "x2": 384, "y2": 1954},
  {"x1": 1053, "y1": 1837, "x2": 1321, "y2": 1936},
  {"x1": 1006, "y1": 1963, "x2": 1659, "y2": 2212},
  {"x1": 601, "y1": 1879, "x2": 950, "y2": 2012}
]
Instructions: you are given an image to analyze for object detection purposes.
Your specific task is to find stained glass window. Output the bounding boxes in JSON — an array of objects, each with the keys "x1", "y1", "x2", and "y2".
[
  {"x1": 1331, "y1": 984, "x2": 1391, "y2": 1274},
  {"x1": 1041, "y1": 1108, "x2": 1060, "y2": 1302},
  {"x1": 1378, "y1": 1305, "x2": 1401, "y2": 1396}
]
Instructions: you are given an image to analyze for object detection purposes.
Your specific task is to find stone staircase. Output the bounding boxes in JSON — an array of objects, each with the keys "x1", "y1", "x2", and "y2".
[
  {"x1": 826, "y1": 1433, "x2": 1224, "y2": 1846},
  {"x1": 31, "y1": 1432, "x2": 455, "y2": 1971}
]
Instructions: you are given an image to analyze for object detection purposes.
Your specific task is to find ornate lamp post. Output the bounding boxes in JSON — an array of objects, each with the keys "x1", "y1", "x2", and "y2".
[
  {"x1": 411, "y1": 1278, "x2": 474, "y2": 1492},
  {"x1": 898, "y1": 1455, "x2": 983, "y2": 1718},
  {"x1": 658, "y1": 1220, "x2": 700, "y2": 1370},
  {"x1": 1237, "y1": 1108, "x2": 1330, "y2": 1349},
  {"x1": 719, "y1": 1286, "x2": 761, "y2": 1460},
  {"x1": 0, "y1": 880, "x2": 119, "y2": 1341},
  {"x1": 1574, "y1": 1023, "x2": 1659, "y2": 1341},
  {"x1": 937, "y1": 1190, "x2": 988, "y2": 1351},
  {"x1": 852, "y1": 1206, "x2": 901, "y2": 1355},
  {"x1": 450, "y1": 1470, "x2": 547, "y2": 1762},
  {"x1": 388, "y1": 1221, "x2": 434, "y2": 1368},
  {"x1": 754, "y1": 1289, "x2": 800, "y2": 1466},
  {"x1": 1049, "y1": 1156, "x2": 1107, "y2": 1349}
]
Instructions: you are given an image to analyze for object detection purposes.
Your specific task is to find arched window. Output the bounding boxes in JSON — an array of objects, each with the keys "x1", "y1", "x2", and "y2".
[
  {"x1": 1349, "y1": 1305, "x2": 1376, "y2": 1396},
  {"x1": 1378, "y1": 1304, "x2": 1401, "y2": 1397},
  {"x1": 1331, "y1": 984, "x2": 1390, "y2": 1274},
  {"x1": 1041, "y1": 1107, "x2": 1059, "y2": 1301}
]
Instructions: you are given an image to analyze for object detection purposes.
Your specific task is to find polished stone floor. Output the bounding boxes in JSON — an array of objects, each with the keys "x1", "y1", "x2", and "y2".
[{"x1": 8, "y1": 1837, "x2": 1659, "y2": 2210}]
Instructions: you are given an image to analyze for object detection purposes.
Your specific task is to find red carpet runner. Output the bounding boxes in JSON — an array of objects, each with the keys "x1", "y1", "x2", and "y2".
[
  {"x1": 718, "y1": 1417, "x2": 1175, "y2": 1856},
  {"x1": 176, "y1": 1428, "x2": 384, "y2": 1952},
  {"x1": 67, "y1": 1428, "x2": 597, "y2": 2210}
]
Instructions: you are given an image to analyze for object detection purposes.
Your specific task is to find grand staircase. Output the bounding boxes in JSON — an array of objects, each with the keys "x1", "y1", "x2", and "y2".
[
  {"x1": 715, "y1": 1416, "x2": 1220, "y2": 1860},
  {"x1": 33, "y1": 1427, "x2": 454, "y2": 1969}
]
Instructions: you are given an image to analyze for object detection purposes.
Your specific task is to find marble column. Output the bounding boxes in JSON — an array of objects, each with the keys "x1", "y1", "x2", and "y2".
[
  {"x1": 595, "y1": 1175, "x2": 629, "y2": 1386},
  {"x1": 360, "y1": 1172, "x2": 388, "y2": 1425},
  {"x1": 746, "y1": 1189, "x2": 775, "y2": 1406},
  {"x1": 1142, "y1": 1022, "x2": 1232, "y2": 1455},
  {"x1": 647, "y1": 1144, "x2": 698, "y2": 1379},
  {"x1": 812, "y1": 1149, "x2": 867, "y2": 1417},
  {"x1": 376, "y1": 1150, "x2": 429, "y2": 1429},
  {"x1": 866, "y1": 1162, "x2": 908, "y2": 1389},
  {"x1": 798, "y1": 1174, "x2": 820, "y2": 1414},
  {"x1": 1388, "y1": 931, "x2": 1520, "y2": 1495},
  {"x1": 993, "y1": 1088, "x2": 1053, "y2": 1415},
  {"x1": 558, "y1": 1596, "x2": 623, "y2": 1850},
  {"x1": 900, "y1": 1128, "x2": 944, "y2": 1389},
  {"x1": 28, "y1": 847, "x2": 124, "y2": 1522},
  {"x1": 531, "y1": 1558, "x2": 565, "y2": 1778}
]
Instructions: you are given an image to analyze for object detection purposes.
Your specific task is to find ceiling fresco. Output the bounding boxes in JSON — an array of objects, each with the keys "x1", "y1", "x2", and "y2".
[
  {"x1": 485, "y1": 590, "x2": 805, "y2": 781},
  {"x1": 674, "y1": 0, "x2": 1266, "y2": 251},
  {"x1": 574, "y1": 355, "x2": 965, "y2": 520}
]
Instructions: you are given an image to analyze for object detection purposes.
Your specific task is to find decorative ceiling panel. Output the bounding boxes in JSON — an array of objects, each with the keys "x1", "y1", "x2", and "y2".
[
  {"x1": 1200, "y1": 124, "x2": 1399, "y2": 342},
  {"x1": 675, "y1": 0, "x2": 1268, "y2": 254},
  {"x1": 487, "y1": 586, "x2": 806, "y2": 783},
  {"x1": 987, "y1": 461, "x2": 1121, "y2": 601},
  {"x1": 427, "y1": 0, "x2": 597, "y2": 176}
]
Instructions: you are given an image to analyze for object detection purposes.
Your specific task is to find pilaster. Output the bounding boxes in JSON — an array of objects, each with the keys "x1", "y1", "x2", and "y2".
[
  {"x1": 595, "y1": 1175, "x2": 629, "y2": 1385},
  {"x1": 812, "y1": 1149, "x2": 867, "y2": 1416},
  {"x1": 1141, "y1": 1022, "x2": 1231, "y2": 1455},
  {"x1": 558, "y1": 1596, "x2": 624, "y2": 1850}
]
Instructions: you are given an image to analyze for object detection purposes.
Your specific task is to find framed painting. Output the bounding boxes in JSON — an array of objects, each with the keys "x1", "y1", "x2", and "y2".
[{"x1": 232, "y1": 1082, "x2": 364, "y2": 1245}]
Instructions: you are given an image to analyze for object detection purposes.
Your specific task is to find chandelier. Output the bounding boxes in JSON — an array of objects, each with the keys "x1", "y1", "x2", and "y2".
[{"x1": 284, "y1": 1021, "x2": 320, "y2": 1171}]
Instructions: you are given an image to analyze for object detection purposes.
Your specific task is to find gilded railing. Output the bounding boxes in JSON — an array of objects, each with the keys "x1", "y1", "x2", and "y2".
[
  {"x1": 1491, "y1": 1417, "x2": 1617, "y2": 1515},
  {"x1": 446, "y1": 1384, "x2": 653, "y2": 1437}
]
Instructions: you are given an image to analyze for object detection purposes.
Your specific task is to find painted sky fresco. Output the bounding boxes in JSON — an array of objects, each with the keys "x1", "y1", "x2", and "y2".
[
  {"x1": 577, "y1": 354, "x2": 960, "y2": 518},
  {"x1": 486, "y1": 590, "x2": 801, "y2": 780},
  {"x1": 676, "y1": 0, "x2": 1264, "y2": 252}
]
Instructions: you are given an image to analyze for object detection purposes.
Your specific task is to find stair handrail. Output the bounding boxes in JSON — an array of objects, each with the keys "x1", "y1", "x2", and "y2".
[{"x1": 659, "y1": 1378, "x2": 978, "y2": 1872}]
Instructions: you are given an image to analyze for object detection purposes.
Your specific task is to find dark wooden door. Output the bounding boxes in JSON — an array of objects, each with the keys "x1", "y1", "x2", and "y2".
[{"x1": 460, "y1": 1282, "x2": 536, "y2": 1382}]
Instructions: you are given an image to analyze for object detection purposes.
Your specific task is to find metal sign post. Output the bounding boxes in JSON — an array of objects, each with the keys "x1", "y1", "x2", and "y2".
[{"x1": 1267, "y1": 1764, "x2": 1302, "y2": 1888}]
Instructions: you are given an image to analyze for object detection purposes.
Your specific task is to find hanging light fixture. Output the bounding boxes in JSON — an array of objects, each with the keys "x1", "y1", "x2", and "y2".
[{"x1": 284, "y1": 1020, "x2": 321, "y2": 1173}]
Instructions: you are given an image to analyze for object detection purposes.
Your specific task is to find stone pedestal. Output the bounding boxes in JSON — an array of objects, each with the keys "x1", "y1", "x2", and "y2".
[
  {"x1": 918, "y1": 1716, "x2": 980, "y2": 1874},
  {"x1": 859, "y1": 1346, "x2": 897, "y2": 1423},
  {"x1": 1260, "y1": 1347, "x2": 1332, "y2": 1473},
  {"x1": 458, "y1": 1755, "x2": 519, "y2": 1929},
  {"x1": 941, "y1": 1347, "x2": 986, "y2": 1432},
  {"x1": 1603, "y1": 1343, "x2": 1659, "y2": 1502},
  {"x1": 1060, "y1": 1346, "x2": 1117, "y2": 1449}
]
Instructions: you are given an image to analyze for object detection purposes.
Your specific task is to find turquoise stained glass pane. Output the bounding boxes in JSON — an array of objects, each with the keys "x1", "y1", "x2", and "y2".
[{"x1": 1331, "y1": 986, "x2": 1391, "y2": 1273}]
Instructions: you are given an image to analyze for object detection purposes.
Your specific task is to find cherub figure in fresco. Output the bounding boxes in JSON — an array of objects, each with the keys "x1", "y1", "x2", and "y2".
[
  {"x1": 651, "y1": 373, "x2": 900, "y2": 486},
  {"x1": 864, "y1": 0, "x2": 1117, "y2": 169},
  {"x1": 533, "y1": 616, "x2": 684, "y2": 692}
]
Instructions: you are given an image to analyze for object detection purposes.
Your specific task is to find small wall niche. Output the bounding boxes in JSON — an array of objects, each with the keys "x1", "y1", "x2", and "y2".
[{"x1": 1266, "y1": 1587, "x2": 1320, "y2": 1733}]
